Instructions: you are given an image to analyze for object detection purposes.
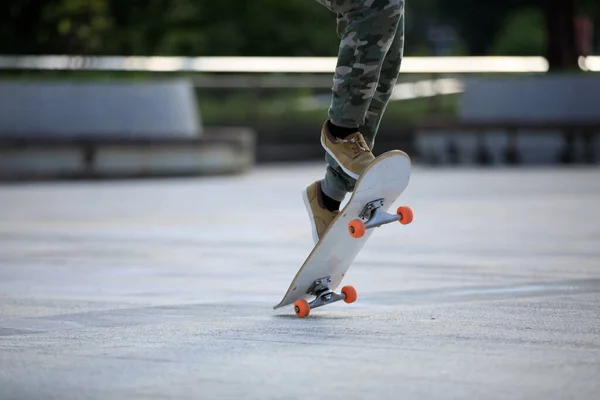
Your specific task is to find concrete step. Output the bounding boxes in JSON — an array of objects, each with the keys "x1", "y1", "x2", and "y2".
[{"x1": 0, "y1": 128, "x2": 255, "y2": 180}]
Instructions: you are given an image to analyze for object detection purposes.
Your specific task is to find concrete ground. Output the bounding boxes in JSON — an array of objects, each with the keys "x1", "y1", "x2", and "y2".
[{"x1": 1, "y1": 162, "x2": 599, "y2": 400}]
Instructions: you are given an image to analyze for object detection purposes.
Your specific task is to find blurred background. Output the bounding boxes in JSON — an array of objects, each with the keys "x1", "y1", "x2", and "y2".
[
  {"x1": 3, "y1": 3, "x2": 600, "y2": 397},
  {"x1": 0, "y1": 0, "x2": 599, "y2": 179}
]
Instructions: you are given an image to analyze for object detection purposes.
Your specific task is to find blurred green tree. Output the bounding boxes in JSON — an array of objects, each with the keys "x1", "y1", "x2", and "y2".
[
  {"x1": 0, "y1": 0, "x2": 112, "y2": 54},
  {"x1": 438, "y1": 0, "x2": 598, "y2": 70},
  {"x1": 47, "y1": 0, "x2": 113, "y2": 53},
  {"x1": 491, "y1": 8, "x2": 547, "y2": 56},
  {"x1": 0, "y1": 0, "x2": 596, "y2": 69}
]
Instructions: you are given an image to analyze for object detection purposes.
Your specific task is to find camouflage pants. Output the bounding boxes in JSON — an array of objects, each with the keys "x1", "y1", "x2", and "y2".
[{"x1": 316, "y1": 0, "x2": 405, "y2": 201}]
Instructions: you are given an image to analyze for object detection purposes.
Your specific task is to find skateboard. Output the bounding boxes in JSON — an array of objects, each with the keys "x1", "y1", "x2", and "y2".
[{"x1": 273, "y1": 150, "x2": 413, "y2": 318}]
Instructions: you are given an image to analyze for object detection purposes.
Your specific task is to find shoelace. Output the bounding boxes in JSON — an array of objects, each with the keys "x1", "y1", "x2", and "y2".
[{"x1": 342, "y1": 135, "x2": 369, "y2": 154}]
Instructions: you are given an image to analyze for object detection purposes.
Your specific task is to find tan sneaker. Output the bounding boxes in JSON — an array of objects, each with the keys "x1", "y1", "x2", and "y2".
[
  {"x1": 302, "y1": 180, "x2": 339, "y2": 244},
  {"x1": 320, "y1": 121, "x2": 375, "y2": 180}
]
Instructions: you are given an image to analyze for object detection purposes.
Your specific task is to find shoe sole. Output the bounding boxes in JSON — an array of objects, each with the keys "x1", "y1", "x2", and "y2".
[
  {"x1": 302, "y1": 187, "x2": 320, "y2": 245},
  {"x1": 321, "y1": 134, "x2": 361, "y2": 180}
]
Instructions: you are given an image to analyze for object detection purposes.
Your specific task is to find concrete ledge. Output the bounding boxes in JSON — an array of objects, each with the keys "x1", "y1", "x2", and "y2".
[
  {"x1": 0, "y1": 79, "x2": 202, "y2": 138},
  {"x1": 0, "y1": 128, "x2": 255, "y2": 180},
  {"x1": 414, "y1": 74, "x2": 600, "y2": 165}
]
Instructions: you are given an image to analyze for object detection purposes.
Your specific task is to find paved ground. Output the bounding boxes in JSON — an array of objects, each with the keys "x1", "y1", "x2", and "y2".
[{"x1": 1, "y1": 162, "x2": 599, "y2": 399}]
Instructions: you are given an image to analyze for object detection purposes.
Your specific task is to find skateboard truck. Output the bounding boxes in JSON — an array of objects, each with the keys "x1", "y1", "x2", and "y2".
[
  {"x1": 292, "y1": 276, "x2": 358, "y2": 318},
  {"x1": 348, "y1": 199, "x2": 413, "y2": 238},
  {"x1": 305, "y1": 276, "x2": 345, "y2": 309}
]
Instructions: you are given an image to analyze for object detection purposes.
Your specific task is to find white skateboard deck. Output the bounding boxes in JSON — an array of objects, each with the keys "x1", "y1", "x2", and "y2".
[{"x1": 273, "y1": 150, "x2": 411, "y2": 311}]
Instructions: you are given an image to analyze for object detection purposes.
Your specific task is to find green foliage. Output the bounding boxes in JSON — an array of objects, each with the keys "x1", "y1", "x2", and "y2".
[
  {"x1": 0, "y1": 0, "x2": 339, "y2": 56},
  {"x1": 491, "y1": 8, "x2": 547, "y2": 56},
  {"x1": 44, "y1": 0, "x2": 113, "y2": 53},
  {"x1": 436, "y1": 0, "x2": 544, "y2": 55},
  {"x1": 196, "y1": 90, "x2": 460, "y2": 127},
  {"x1": 0, "y1": 0, "x2": 596, "y2": 57}
]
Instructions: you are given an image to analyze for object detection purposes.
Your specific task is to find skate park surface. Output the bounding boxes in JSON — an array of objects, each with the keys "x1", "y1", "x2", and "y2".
[{"x1": 1, "y1": 162, "x2": 599, "y2": 399}]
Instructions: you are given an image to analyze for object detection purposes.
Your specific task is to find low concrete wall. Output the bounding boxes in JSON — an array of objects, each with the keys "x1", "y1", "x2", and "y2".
[
  {"x1": 415, "y1": 74, "x2": 600, "y2": 165},
  {"x1": 415, "y1": 130, "x2": 599, "y2": 165},
  {"x1": 0, "y1": 79, "x2": 202, "y2": 138},
  {"x1": 0, "y1": 129, "x2": 254, "y2": 180},
  {"x1": 0, "y1": 79, "x2": 255, "y2": 179},
  {"x1": 459, "y1": 74, "x2": 600, "y2": 124}
]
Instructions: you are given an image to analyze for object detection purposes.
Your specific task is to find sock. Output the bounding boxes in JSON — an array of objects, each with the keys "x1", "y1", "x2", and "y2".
[
  {"x1": 321, "y1": 188, "x2": 341, "y2": 212},
  {"x1": 327, "y1": 120, "x2": 357, "y2": 140}
]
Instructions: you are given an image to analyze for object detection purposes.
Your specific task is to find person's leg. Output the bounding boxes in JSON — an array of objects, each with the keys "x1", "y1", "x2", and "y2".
[
  {"x1": 304, "y1": 0, "x2": 404, "y2": 244},
  {"x1": 360, "y1": 3, "x2": 405, "y2": 149},
  {"x1": 320, "y1": 0, "x2": 405, "y2": 204},
  {"x1": 325, "y1": 0, "x2": 403, "y2": 130}
]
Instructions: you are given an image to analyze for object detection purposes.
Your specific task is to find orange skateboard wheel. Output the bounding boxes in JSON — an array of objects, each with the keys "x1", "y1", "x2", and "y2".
[
  {"x1": 348, "y1": 219, "x2": 366, "y2": 238},
  {"x1": 294, "y1": 299, "x2": 310, "y2": 318},
  {"x1": 396, "y1": 206, "x2": 413, "y2": 225},
  {"x1": 341, "y1": 286, "x2": 358, "y2": 303}
]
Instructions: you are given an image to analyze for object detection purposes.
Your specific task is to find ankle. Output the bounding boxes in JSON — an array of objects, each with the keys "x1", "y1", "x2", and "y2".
[
  {"x1": 327, "y1": 120, "x2": 357, "y2": 140},
  {"x1": 321, "y1": 187, "x2": 341, "y2": 212}
]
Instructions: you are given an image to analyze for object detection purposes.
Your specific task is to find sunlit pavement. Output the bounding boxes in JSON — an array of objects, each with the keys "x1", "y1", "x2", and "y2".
[{"x1": 1, "y1": 163, "x2": 599, "y2": 399}]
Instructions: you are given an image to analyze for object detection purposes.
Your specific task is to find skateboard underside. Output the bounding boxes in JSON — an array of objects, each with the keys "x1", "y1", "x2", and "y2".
[{"x1": 273, "y1": 150, "x2": 412, "y2": 316}]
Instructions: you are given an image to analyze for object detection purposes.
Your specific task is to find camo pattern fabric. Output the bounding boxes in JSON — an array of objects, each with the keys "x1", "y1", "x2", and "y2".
[{"x1": 315, "y1": 0, "x2": 405, "y2": 199}]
